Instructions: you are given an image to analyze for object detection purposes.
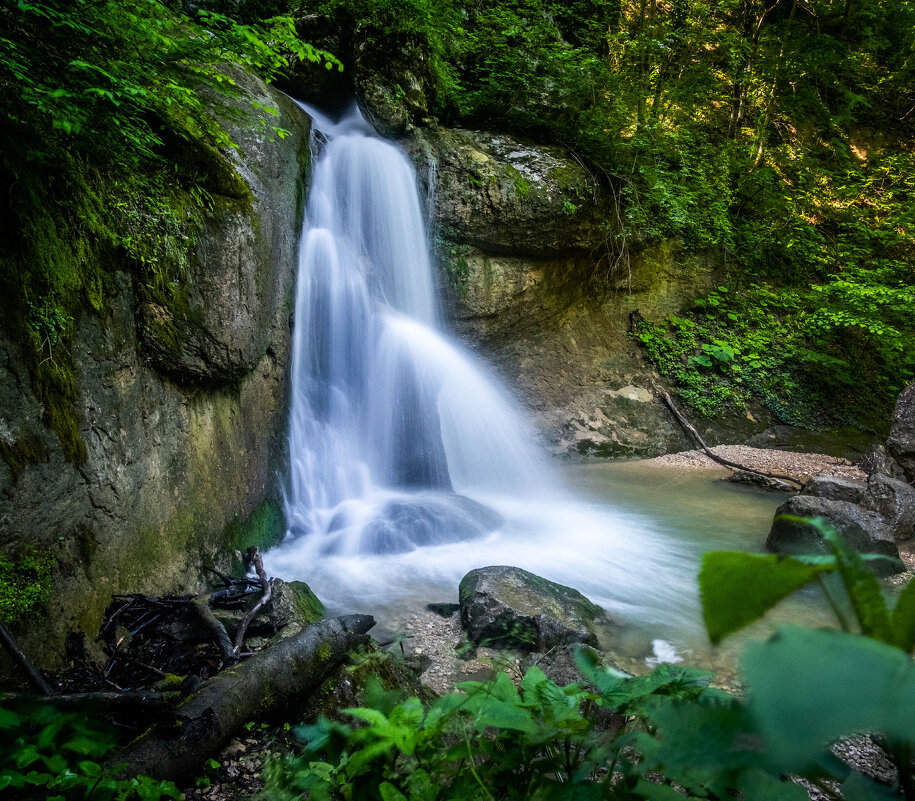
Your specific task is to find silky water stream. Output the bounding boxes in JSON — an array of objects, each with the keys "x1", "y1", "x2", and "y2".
[{"x1": 265, "y1": 105, "x2": 823, "y2": 678}]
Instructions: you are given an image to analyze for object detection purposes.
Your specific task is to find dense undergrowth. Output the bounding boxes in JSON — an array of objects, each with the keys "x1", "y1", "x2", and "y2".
[{"x1": 262, "y1": 521, "x2": 915, "y2": 800}]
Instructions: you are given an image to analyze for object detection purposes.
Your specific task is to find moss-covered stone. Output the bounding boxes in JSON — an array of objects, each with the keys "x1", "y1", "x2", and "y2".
[
  {"x1": 226, "y1": 499, "x2": 286, "y2": 558},
  {"x1": 459, "y1": 565, "x2": 615, "y2": 651},
  {"x1": 288, "y1": 581, "x2": 325, "y2": 624}
]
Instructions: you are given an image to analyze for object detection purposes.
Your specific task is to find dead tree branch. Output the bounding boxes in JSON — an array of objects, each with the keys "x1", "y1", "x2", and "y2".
[
  {"x1": 0, "y1": 621, "x2": 51, "y2": 695},
  {"x1": 658, "y1": 389, "x2": 804, "y2": 488},
  {"x1": 232, "y1": 547, "x2": 271, "y2": 655}
]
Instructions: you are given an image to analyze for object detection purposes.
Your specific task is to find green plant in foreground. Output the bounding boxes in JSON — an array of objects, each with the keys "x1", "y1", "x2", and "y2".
[
  {"x1": 265, "y1": 517, "x2": 915, "y2": 800},
  {"x1": 0, "y1": 700, "x2": 180, "y2": 800}
]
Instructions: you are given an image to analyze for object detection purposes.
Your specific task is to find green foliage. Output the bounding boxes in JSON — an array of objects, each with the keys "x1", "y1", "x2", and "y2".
[
  {"x1": 0, "y1": 549, "x2": 52, "y2": 625},
  {"x1": 263, "y1": 657, "x2": 721, "y2": 801},
  {"x1": 0, "y1": 0, "x2": 336, "y2": 461},
  {"x1": 634, "y1": 268, "x2": 915, "y2": 427},
  {"x1": 700, "y1": 518, "x2": 910, "y2": 648},
  {"x1": 0, "y1": 700, "x2": 181, "y2": 799},
  {"x1": 266, "y1": 513, "x2": 915, "y2": 800}
]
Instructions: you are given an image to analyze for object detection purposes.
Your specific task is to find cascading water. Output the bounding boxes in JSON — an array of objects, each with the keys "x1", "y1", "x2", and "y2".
[{"x1": 268, "y1": 104, "x2": 699, "y2": 643}]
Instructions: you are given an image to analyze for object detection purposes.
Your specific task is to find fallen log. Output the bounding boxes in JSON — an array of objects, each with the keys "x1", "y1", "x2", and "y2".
[{"x1": 116, "y1": 613, "x2": 375, "y2": 782}]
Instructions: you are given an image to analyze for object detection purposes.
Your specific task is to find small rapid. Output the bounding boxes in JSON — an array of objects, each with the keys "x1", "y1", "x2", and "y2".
[{"x1": 267, "y1": 104, "x2": 700, "y2": 641}]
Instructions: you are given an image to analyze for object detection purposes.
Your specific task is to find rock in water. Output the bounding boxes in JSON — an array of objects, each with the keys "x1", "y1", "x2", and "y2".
[
  {"x1": 766, "y1": 495, "x2": 902, "y2": 576},
  {"x1": 803, "y1": 475, "x2": 870, "y2": 505},
  {"x1": 459, "y1": 566, "x2": 612, "y2": 651},
  {"x1": 887, "y1": 384, "x2": 915, "y2": 482}
]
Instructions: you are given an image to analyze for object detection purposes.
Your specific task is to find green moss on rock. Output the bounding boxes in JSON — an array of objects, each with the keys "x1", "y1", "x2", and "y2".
[
  {"x1": 226, "y1": 499, "x2": 286, "y2": 556},
  {"x1": 288, "y1": 580, "x2": 324, "y2": 624}
]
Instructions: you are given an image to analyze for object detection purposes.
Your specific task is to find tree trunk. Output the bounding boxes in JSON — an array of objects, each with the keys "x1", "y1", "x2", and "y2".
[{"x1": 116, "y1": 614, "x2": 375, "y2": 782}]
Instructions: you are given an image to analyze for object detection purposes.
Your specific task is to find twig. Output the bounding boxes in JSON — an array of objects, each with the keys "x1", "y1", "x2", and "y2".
[
  {"x1": 115, "y1": 651, "x2": 169, "y2": 679},
  {"x1": 232, "y1": 547, "x2": 271, "y2": 655},
  {"x1": 203, "y1": 566, "x2": 233, "y2": 587},
  {"x1": 0, "y1": 621, "x2": 51, "y2": 695},
  {"x1": 193, "y1": 594, "x2": 237, "y2": 669},
  {"x1": 657, "y1": 389, "x2": 804, "y2": 488}
]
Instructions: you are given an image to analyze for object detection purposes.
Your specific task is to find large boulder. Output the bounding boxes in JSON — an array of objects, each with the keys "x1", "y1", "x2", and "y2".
[
  {"x1": 803, "y1": 475, "x2": 869, "y2": 505},
  {"x1": 887, "y1": 384, "x2": 915, "y2": 482},
  {"x1": 862, "y1": 473, "x2": 915, "y2": 542},
  {"x1": 459, "y1": 566, "x2": 613, "y2": 651},
  {"x1": 766, "y1": 495, "x2": 902, "y2": 575},
  {"x1": 408, "y1": 127, "x2": 607, "y2": 258}
]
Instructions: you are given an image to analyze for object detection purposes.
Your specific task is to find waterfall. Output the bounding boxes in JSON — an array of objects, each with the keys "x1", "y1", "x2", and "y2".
[{"x1": 268, "y1": 104, "x2": 697, "y2": 636}]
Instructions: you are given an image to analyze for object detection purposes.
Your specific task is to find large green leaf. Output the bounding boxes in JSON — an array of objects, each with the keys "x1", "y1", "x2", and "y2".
[
  {"x1": 819, "y1": 525, "x2": 895, "y2": 645},
  {"x1": 699, "y1": 552, "x2": 822, "y2": 643},
  {"x1": 890, "y1": 577, "x2": 915, "y2": 652},
  {"x1": 743, "y1": 626, "x2": 915, "y2": 772}
]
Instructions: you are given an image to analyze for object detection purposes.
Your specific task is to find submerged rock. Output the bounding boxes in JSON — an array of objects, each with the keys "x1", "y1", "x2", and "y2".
[
  {"x1": 766, "y1": 495, "x2": 902, "y2": 575},
  {"x1": 459, "y1": 565, "x2": 612, "y2": 651},
  {"x1": 360, "y1": 494, "x2": 503, "y2": 555}
]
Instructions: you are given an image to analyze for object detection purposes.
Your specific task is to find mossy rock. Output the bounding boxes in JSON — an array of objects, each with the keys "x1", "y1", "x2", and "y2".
[
  {"x1": 459, "y1": 565, "x2": 613, "y2": 651},
  {"x1": 287, "y1": 581, "x2": 324, "y2": 625}
]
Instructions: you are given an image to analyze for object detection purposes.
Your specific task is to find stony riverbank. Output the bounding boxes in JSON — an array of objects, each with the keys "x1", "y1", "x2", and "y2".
[{"x1": 645, "y1": 444, "x2": 867, "y2": 482}]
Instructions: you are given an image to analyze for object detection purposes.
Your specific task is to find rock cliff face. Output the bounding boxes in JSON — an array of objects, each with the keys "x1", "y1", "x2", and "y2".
[
  {"x1": 405, "y1": 126, "x2": 749, "y2": 458},
  {"x1": 0, "y1": 73, "x2": 308, "y2": 667}
]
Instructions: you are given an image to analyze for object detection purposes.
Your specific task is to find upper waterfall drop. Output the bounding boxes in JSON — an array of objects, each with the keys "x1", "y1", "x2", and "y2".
[{"x1": 283, "y1": 104, "x2": 550, "y2": 557}]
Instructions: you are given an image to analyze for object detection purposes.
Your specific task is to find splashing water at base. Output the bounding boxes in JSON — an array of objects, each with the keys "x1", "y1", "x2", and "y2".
[{"x1": 267, "y1": 103, "x2": 727, "y2": 655}]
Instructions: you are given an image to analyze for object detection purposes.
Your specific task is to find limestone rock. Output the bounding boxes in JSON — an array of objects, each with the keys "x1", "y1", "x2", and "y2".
[
  {"x1": 408, "y1": 127, "x2": 608, "y2": 257},
  {"x1": 139, "y1": 69, "x2": 308, "y2": 384},
  {"x1": 766, "y1": 495, "x2": 902, "y2": 575},
  {"x1": 459, "y1": 565, "x2": 612, "y2": 651},
  {"x1": 0, "y1": 71, "x2": 309, "y2": 668},
  {"x1": 862, "y1": 473, "x2": 915, "y2": 543},
  {"x1": 887, "y1": 384, "x2": 915, "y2": 482},
  {"x1": 803, "y1": 475, "x2": 870, "y2": 505}
]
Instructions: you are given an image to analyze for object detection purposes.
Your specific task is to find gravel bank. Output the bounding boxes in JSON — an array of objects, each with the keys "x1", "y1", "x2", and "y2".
[{"x1": 646, "y1": 445, "x2": 866, "y2": 482}]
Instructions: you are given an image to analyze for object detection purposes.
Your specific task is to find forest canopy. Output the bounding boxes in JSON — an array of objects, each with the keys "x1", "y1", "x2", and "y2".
[{"x1": 1, "y1": 0, "x2": 913, "y2": 435}]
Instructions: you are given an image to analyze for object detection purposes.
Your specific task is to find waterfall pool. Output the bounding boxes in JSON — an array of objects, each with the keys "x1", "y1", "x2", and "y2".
[
  {"x1": 269, "y1": 101, "x2": 835, "y2": 684},
  {"x1": 269, "y1": 458, "x2": 836, "y2": 683}
]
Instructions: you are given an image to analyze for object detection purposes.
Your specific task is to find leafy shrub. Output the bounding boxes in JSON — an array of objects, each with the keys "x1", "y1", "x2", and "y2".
[
  {"x1": 0, "y1": 701, "x2": 180, "y2": 800},
  {"x1": 264, "y1": 517, "x2": 915, "y2": 800},
  {"x1": 0, "y1": 550, "x2": 52, "y2": 626}
]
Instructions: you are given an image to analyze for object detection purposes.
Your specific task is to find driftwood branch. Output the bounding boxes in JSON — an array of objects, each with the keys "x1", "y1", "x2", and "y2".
[
  {"x1": 117, "y1": 614, "x2": 375, "y2": 782},
  {"x1": 0, "y1": 621, "x2": 51, "y2": 695},
  {"x1": 658, "y1": 389, "x2": 804, "y2": 488},
  {"x1": 232, "y1": 547, "x2": 271, "y2": 654},
  {"x1": 193, "y1": 594, "x2": 237, "y2": 668}
]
